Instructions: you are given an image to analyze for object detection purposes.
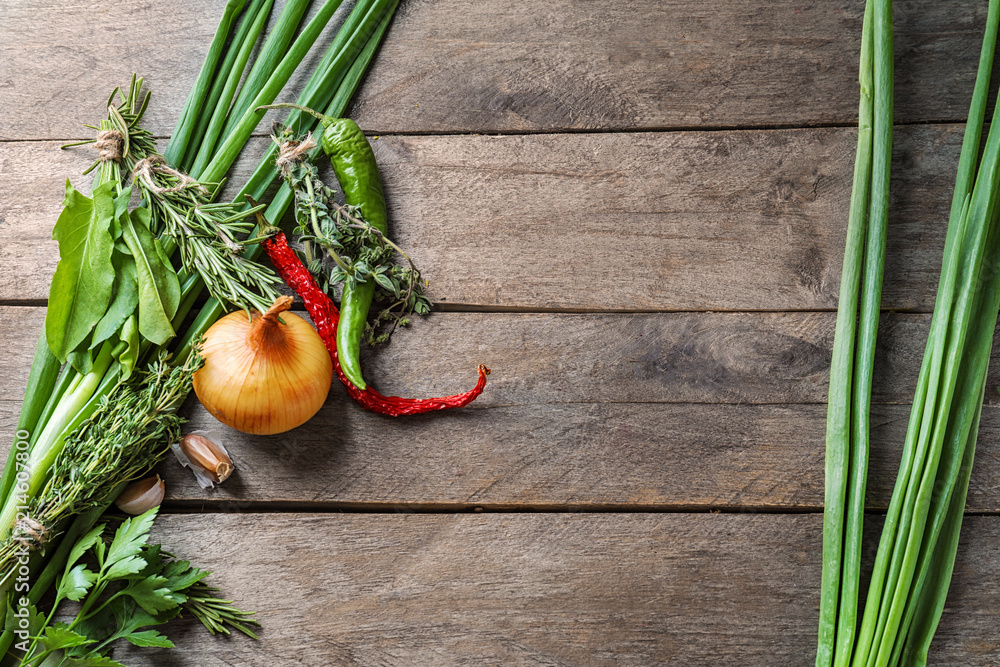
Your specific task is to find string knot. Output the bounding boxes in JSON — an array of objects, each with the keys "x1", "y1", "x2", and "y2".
[
  {"x1": 131, "y1": 155, "x2": 209, "y2": 196},
  {"x1": 94, "y1": 129, "x2": 124, "y2": 163},
  {"x1": 13, "y1": 515, "x2": 49, "y2": 550},
  {"x1": 274, "y1": 134, "x2": 317, "y2": 177}
]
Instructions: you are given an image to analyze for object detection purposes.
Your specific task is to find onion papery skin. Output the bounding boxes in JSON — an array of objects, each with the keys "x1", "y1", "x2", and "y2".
[{"x1": 194, "y1": 297, "x2": 333, "y2": 435}]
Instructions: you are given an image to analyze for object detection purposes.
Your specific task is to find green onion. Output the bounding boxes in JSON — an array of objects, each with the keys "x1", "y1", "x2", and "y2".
[
  {"x1": 163, "y1": 0, "x2": 250, "y2": 167},
  {"x1": 0, "y1": 334, "x2": 60, "y2": 504},
  {"x1": 227, "y1": 0, "x2": 393, "y2": 198},
  {"x1": 217, "y1": 0, "x2": 314, "y2": 145},
  {"x1": 816, "y1": 0, "x2": 887, "y2": 664},
  {"x1": 819, "y1": 1, "x2": 1000, "y2": 664},
  {"x1": 181, "y1": 0, "x2": 274, "y2": 173},
  {"x1": 199, "y1": 0, "x2": 347, "y2": 184}
]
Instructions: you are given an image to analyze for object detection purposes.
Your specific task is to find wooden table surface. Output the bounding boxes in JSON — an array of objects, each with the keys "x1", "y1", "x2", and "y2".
[{"x1": 3, "y1": 0, "x2": 1000, "y2": 664}]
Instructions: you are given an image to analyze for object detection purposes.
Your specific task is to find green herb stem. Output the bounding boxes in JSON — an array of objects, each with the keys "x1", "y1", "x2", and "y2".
[
  {"x1": 163, "y1": 0, "x2": 249, "y2": 167},
  {"x1": 187, "y1": 0, "x2": 275, "y2": 176}
]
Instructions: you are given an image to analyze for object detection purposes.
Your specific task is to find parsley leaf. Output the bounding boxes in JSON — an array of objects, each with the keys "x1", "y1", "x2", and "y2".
[{"x1": 57, "y1": 564, "x2": 99, "y2": 602}]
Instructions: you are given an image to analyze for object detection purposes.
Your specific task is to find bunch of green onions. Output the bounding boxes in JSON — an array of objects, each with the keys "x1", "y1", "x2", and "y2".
[
  {"x1": 817, "y1": 0, "x2": 1000, "y2": 664},
  {"x1": 0, "y1": 0, "x2": 399, "y2": 656}
]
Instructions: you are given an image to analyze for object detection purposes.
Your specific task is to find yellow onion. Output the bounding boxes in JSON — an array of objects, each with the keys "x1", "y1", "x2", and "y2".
[{"x1": 194, "y1": 295, "x2": 333, "y2": 435}]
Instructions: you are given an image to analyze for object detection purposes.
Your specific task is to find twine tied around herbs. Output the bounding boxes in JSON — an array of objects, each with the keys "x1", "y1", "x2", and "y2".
[
  {"x1": 13, "y1": 515, "x2": 49, "y2": 551},
  {"x1": 274, "y1": 133, "x2": 317, "y2": 177},
  {"x1": 131, "y1": 155, "x2": 209, "y2": 196},
  {"x1": 94, "y1": 129, "x2": 125, "y2": 163}
]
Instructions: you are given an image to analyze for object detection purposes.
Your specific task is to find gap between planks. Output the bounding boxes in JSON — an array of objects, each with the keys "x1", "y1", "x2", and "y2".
[
  {"x1": 153, "y1": 500, "x2": 1000, "y2": 516},
  {"x1": 0, "y1": 116, "x2": 980, "y2": 145},
  {"x1": 0, "y1": 301, "x2": 935, "y2": 316}
]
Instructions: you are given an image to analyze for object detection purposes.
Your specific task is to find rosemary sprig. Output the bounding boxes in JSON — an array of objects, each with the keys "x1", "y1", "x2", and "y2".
[
  {"x1": 130, "y1": 157, "x2": 283, "y2": 314},
  {"x1": 63, "y1": 75, "x2": 157, "y2": 190},
  {"x1": 67, "y1": 81, "x2": 283, "y2": 316},
  {"x1": 274, "y1": 126, "x2": 431, "y2": 344}
]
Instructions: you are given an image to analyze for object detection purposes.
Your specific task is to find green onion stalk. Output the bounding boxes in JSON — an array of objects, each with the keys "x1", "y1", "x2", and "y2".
[
  {"x1": 0, "y1": 0, "x2": 399, "y2": 656},
  {"x1": 816, "y1": 1, "x2": 892, "y2": 665},
  {"x1": 817, "y1": 0, "x2": 1000, "y2": 664}
]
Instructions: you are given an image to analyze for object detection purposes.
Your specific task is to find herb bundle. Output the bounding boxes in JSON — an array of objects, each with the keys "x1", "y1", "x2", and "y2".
[
  {"x1": 273, "y1": 124, "x2": 431, "y2": 344},
  {"x1": 0, "y1": 355, "x2": 199, "y2": 580},
  {"x1": 16, "y1": 508, "x2": 257, "y2": 666},
  {"x1": 0, "y1": 0, "x2": 401, "y2": 660}
]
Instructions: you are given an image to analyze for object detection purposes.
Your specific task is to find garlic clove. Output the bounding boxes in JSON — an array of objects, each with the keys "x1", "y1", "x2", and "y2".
[
  {"x1": 115, "y1": 475, "x2": 166, "y2": 515},
  {"x1": 172, "y1": 430, "x2": 234, "y2": 489}
]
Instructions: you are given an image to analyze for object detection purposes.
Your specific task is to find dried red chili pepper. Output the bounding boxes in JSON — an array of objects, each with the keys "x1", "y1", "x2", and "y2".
[{"x1": 262, "y1": 232, "x2": 489, "y2": 416}]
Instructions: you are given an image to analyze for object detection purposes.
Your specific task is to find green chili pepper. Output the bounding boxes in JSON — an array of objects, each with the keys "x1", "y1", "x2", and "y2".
[
  {"x1": 258, "y1": 103, "x2": 385, "y2": 389},
  {"x1": 321, "y1": 118, "x2": 386, "y2": 390}
]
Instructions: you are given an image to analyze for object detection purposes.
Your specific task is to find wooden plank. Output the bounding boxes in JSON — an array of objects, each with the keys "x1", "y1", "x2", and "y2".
[
  {"x1": 0, "y1": 124, "x2": 961, "y2": 309},
  {"x1": 0, "y1": 0, "x2": 354, "y2": 142},
  {"x1": 145, "y1": 402, "x2": 1000, "y2": 512},
  {"x1": 0, "y1": 1, "x2": 993, "y2": 138},
  {"x1": 102, "y1": 513, "x2": 1000, "y2": 665},
  {"x1": 4, "y1": 307, "x2": 1000, "y2": 511},
  {"x1": 9, "y1": 307, "x2": 1000, "y2": 410}
]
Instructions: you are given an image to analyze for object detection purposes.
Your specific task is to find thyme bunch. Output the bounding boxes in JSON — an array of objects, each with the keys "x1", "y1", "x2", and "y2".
[{"x1": 0, "y1": 353, "x2": 202, "y2": 575}]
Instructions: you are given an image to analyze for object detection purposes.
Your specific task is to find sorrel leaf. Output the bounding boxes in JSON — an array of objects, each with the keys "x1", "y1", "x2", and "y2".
[
  {"x1": 45, "y1": 180, "x2": 117, "y2": 361},
  {"x1": 119, "y1": 208, "x2": 179, "y2": 345},
  {"x1": 91, "y1": 251, "x2": 139, "y2": 348}
]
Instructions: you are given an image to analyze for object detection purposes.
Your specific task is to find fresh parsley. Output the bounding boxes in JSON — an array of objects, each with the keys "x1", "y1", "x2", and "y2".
[{"x1": 18, "y1": 508, "x2": 257, "y2": 666}]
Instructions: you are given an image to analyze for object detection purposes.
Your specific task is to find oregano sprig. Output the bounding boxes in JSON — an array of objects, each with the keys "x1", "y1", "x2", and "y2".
[{"x1": 273, "y1": 125, "x2": 431, "y2": 344}]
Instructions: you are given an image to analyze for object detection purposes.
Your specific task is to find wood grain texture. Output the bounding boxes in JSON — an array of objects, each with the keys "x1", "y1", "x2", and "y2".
[
  {"x1": 0, "y1": 0, "x2": 357, "y2": 141},
  {"x1": 4, "y1": 307, "x2": 1000, "y2": 511},
  {"x1": 0, "y1": 124, "x2": 961, "y2": 309},
  {"x1": 131, "y1": 402, "x2": 1000, "y2": 513},
  {"x1": 100, "y1": 513, "x2": 999, "y2": 666},
  {"x1": 4, "y1": 308, "x2": 992, "y2": 410},
  {"x1": 6, "y1": 0, "x2": 1000, "y2": 663},
  {"x1": 0, "y1": 0, "x2": 994, "y2": 138}
]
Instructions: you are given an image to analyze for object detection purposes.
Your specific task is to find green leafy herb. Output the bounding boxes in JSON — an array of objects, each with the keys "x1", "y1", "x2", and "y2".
[
  {"x1": 18, "y1": 508, "x2": 258, "y2": 665},
  {"x1": 46, "y1": 180, "x2": 117, "y2": 362},
  {"x1": 91, "y1": 252, "x2": 139, "y2": 349},
  {"x1": 0, "y1": 353, "x2": 200, "y2": 574},
  {"x1": 130, "y1": 159, "x2": 282, "y2": 314},
  {"x1": 119, "y1": 207, "x2": 180, "y2": 345},
  {"x1": 117, "y1": 316, "x2": 141, "y2": 379},
  {"x1": 276, "y1": 127, "x2": 431, "y2": 344}
]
